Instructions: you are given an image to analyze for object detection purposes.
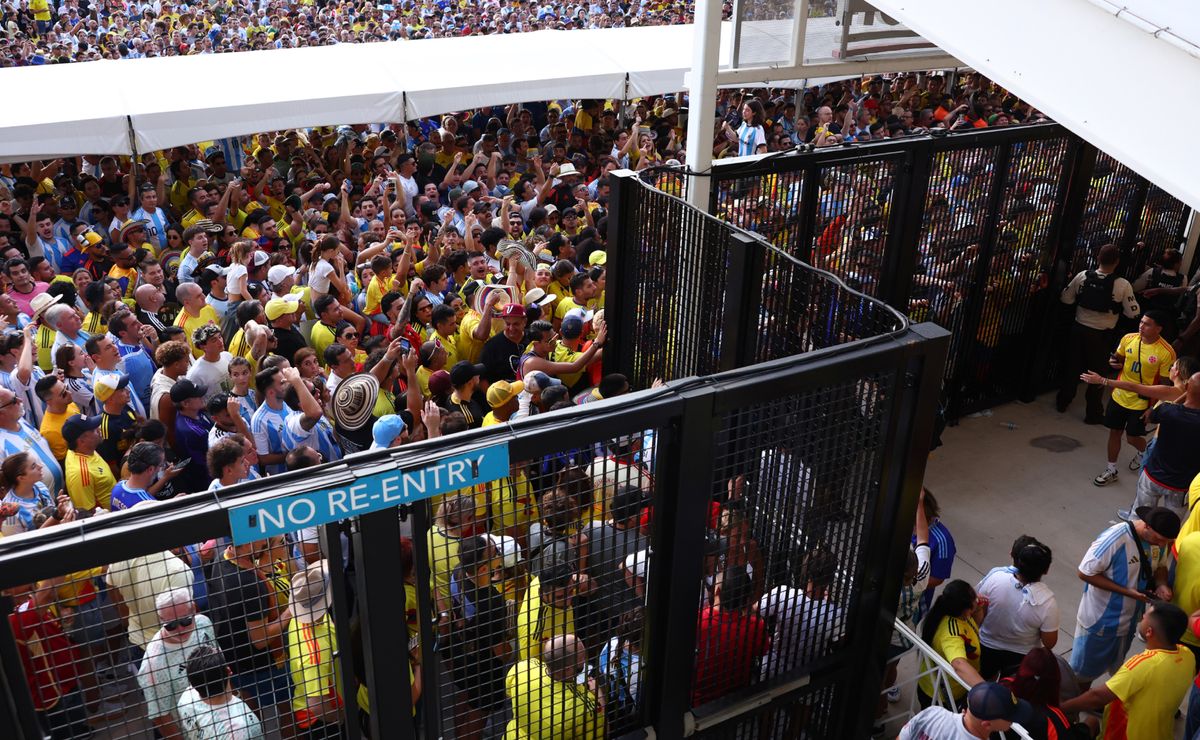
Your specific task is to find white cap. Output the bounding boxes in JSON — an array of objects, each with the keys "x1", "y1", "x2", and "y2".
[
  {"x1": 267, "y1": 264, "x2": 297, "y2": 286},
  {"x1": 488, "y1": 534, "x2": 522, "y2": 569}
]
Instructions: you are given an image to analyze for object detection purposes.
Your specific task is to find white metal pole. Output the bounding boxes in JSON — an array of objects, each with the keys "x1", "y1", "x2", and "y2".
[{"x1": 684, "y1": 0, "x2": 725, "y2": 211}]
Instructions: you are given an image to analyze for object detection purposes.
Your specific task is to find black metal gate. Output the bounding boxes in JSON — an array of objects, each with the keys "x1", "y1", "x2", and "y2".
[{"x1": 687, "y1": 123, "x2": 1192, "y2": 420}]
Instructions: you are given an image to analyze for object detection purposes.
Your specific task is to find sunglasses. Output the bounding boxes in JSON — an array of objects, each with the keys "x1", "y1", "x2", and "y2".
[
  {"x1": 163, "y1": 615, "x2": 194, "y2": 631},
  {"x1": 0, "y1": 396, "x2": 21, "y2": 410},
  {"x1": 342, "y1": 332, "x2": 358, "y2": 339}
]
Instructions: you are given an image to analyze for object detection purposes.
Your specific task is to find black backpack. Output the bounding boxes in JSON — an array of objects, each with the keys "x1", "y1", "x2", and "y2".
[{"x1": 1076, "y1": 270, "x2": 1120, "y2": 313}]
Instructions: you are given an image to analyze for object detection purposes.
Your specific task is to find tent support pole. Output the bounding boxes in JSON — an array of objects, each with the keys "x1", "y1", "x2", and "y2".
[
  {"x1": 684, "y1": 0, "x2": 724, "y2": 211},
  {"x1": 620, "y1": 74, "x2": 630, "y2": 129}
]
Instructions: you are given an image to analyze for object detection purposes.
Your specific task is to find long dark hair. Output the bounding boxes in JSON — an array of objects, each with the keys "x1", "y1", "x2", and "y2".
[{"x1": 921, "y1": 579, "x2": 976, "y2": 645}]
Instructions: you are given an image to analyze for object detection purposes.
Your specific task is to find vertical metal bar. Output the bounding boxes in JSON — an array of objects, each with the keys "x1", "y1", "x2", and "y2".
[
  {"x1": 945, "y1": 141, "x2": 1012, "y2": 419},
  {"x1": 883, "y1": 143, "x2": 933, "y2": 313},
  {"x1": 793, "y1": 160, "x2": 821, "y2": 263},
  {"x1": 409, "y1": 498, "x2": 443, "y2": 737},
  {"x1": 844, "y1": 323, "x2": 950, "y2": 738},
  {"x1": 354, "y1": 510, "x2": 414, "y2": 740},
  {"x1": 0, "y1": 596, "x2": 42, "y2": 740},
  {"x1": 641, "y1": 391, "x2": 718, "y2": 740},
  {"x1": 321, "y1": 522, "x2": 363, "y2": 740},
  {"x1": 1118, "y1": 176, "x2": 1151, "y2": 278},
  {"x1": 719, "y1": 234, "x2": 767, "y2": 371},
  {"x1": 605, "y1": 170, "x2": 641, "y2": 380},
  {"x1": 1017, "y1": 136, "x2": 1090, "y2": 401}
]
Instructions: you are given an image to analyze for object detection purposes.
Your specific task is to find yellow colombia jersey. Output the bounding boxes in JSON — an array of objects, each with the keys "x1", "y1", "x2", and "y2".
[
  {"x1": 478, "y1": 470, "x2": 538, "y2": 533},
  {"x1": 917, "y1": 615, "x2": 979, "y2": 701},
  {"x1": 1181, "y1": 474, "x2": 1200, "y2": 539},
  {"x1": 1172, "y1": 532, "x2": 1200, "y2": 647},
  {"x1": 516, "y1": 576, "x2": 575, "y2": 662},
  {"x1": 1111, "y1": 333, "x2": 1175, "y2": 412},
  {"x1": 504, "y1": 658, "x2": 604, "y2": 740},
  {"x1": 1102, "y1": 647, "x2": 1194, "y2": 740},
  {"x1": 288, "y1": 616, "x2": 343, "y2": 725}
]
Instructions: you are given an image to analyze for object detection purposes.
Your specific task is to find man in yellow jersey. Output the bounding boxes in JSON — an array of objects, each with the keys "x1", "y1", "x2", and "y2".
[
  {"x1": 428, "y1": 494, "x2": 481, "y2": 612},
  {"x1": 1094, "y1": 311, "x2": 1175, "y2": 487},
  {"x1": 506, "y1": 634, "x2": 604, "y2": 740},
  {"x1": 1062, "y1": 602, "x2": 1193, "y2": 739},
  {"x1": 173, "y1": 283, "x2": 220, "y2": 358},
  {"x1": 62, "y1": 414, "x2": 115, "y2": 513},
  {"x1": 288, "y1": 560, "x2": 344, "y2": 738},
  {"x1": 516, "y1": 562, "x2": 583, "y2": 662},
  {"x1": 482, "y1": 379, "x2": 522, "y2": 428},
  {"x1": 1183, "y1": 472, "x2": 1200, "y2": 539}
]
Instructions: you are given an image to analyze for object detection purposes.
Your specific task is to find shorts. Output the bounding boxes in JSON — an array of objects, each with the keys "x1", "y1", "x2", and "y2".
[
  {"x1": 1069, "y1": 627, "x2": 1136, "y2": 681},
  {"x1": 232, "y1": 664, "x2": 292, "y2": 708},
  {"x1": 1133, "y1": 471, "x2": 1187, "y2": 521},
  {"x1": 1103, "y1": 399, "x2": 1148, "y2": 437}
]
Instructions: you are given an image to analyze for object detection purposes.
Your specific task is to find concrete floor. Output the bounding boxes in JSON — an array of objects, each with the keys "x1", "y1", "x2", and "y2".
[{"x1": 922, "y1": 390, "x2": 1191, "y2": 736}]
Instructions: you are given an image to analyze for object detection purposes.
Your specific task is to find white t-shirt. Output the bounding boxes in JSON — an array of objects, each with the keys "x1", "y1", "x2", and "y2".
[
  {"x1": 398, "y1": 174, "x2": 419, "y2": 217},
  {"x1": 898, "y1": 706, "x2": 977, "y2": 740},
  {"x1": 309, "y1": 258, "x2": 335, "y2": 295},
  {"x1": 226, "y1": 264, "x2": 248, "y2": 299},
  {"x1": 756, "y1": 585, "x2": 845, "y2": 678},
  {"x1": 136, "y1": 615, "x2": 217, "y2": 720},
  {"x1": 187, "y1": 352, "x2": 233, "y2": 401},
  {"x1": 176, "y1": 687, "x2": 264, "y2": 740},
  {"x1": 976, "y1": 566, "x2": 1059, "y2": 654}
]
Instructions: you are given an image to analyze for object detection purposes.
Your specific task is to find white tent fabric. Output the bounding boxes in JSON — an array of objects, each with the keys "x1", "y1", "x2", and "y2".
[
  {"x1": 0, "y1": 22, "x2": 937, "y2": 164},
  {"x1": 870, "y1": 0, "x2": 1200, "y2": 212},
  {"x1": 0, "y1": 25, "x2": 713, "y2": 162}
]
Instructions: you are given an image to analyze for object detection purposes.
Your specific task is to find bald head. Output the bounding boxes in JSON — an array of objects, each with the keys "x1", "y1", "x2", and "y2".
[
  {"x1": 175, "y1": 282, "x2": 201, "y2": 303},
  {"x1": 543, "y1": 634, "x2": 586, "y2": 681},
  {"x1": 1188, "y1": 372, "x2": 1200, "y2": 404},
  {"x1": 135, "y1": 281, "x2": 164, "y2": 307}
]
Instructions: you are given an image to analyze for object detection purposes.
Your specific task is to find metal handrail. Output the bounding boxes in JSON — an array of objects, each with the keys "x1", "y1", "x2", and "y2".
[{"x1": 884, "y1": 619, "x2": 1034, "y2": 740}]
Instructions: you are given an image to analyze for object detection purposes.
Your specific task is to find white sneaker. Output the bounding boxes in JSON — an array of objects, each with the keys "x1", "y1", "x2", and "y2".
[
  {"x1": 1129, "y1": 452, "x2": 1144, "y2": 471},
  {"x1": 1094, "y1": 468, "x2": 1119, "y2": 486}
]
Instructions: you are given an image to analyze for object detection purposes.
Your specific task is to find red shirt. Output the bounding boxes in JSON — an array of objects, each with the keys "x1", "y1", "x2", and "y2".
[
  {"x1": 9, "y1": 599, "x2": 81, "y2": 711},
  {"x1": 691, "y1": 606, "x2": 770, "y2": 706}
]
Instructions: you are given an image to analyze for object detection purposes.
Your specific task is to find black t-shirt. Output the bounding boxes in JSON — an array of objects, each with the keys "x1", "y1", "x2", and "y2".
[
  {"x1": 97, "y1": 407, "x2": 139, "y2": 469},
  {"x1": 272, "y1": 325, "x2": 307, "y2": 365},
  {"x1": 1147, "y1": 403, "x2": 1200, "y2": 489},
  {"x1": 479, "y1": 333, "x2": 520, "y2": 383},
  {"x1": 207, "y1": 557, "x2": 274, "y2": 677},
  {"x1": 441, "y1": 392, "x2": 488, "y2": 429}
]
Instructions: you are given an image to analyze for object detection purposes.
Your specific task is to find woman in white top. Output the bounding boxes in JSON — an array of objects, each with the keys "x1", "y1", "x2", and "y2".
[
  {"x1": 224, "y1": 240, "x2": 255, "y2": 303},
  {"x1": 55, "y1": 344, "x2": 97, "y2": 415},
  {"x1": 307, "y1": 236, "x2": 348, "y2": 303},
  {"x1": 722, "y1": 99, "x2": 767, "y2": 158},
  {"x1": 975, "y1": 537, "x2": 1058, "y2": 680}
]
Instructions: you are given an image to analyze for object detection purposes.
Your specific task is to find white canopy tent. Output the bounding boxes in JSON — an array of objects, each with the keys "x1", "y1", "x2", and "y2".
[
  {"x1": 0, "y1": 25, "x2": 709, "y2": 162},
  {"x1": 869, "y1": 0, "x2": 1200, "y2": 212},
  {"x1": 1, "y1": 21, "x2": 951, "y2": 164}
]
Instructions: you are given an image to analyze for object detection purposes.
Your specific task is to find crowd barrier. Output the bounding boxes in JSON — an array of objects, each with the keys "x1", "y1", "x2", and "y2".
[
  {"x1": 623, "y1": 123, "x2": 1193, "y2": 419},
  {"x1": 0, "y1": 217, "x2": 947, "y2": 737}
]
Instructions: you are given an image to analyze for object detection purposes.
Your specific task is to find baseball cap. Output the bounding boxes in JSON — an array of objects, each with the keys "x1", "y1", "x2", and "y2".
[
  {"x1": 267, "y1": 264, "x2": 297, "y2": 286},
  {"x1": 486, "y1": 380, "x2": 524, "y2": 408},
  {"x1": 372, "y1": 414, "x2": 407, "y2": 448},
  {"x1": 1134, "y1": 506, "x2": 1182, "y2": 540},
  {"x1": 61, "y1": 414, "x2": 103, "y2": 447},
  {"x1": 428, "y1": 369, "x2": 452, "y2": 398},
  {"x1": 560, "y1": 313, "x2": 585, "y2": 340},
  {"x1": 449, "y1": 361, "x2": 486, "y2": 386},
  {"x1": 588, "y1": 250, "x2": 607, "y2": 266},
  {"x1": 251, "y1": 250, "x2": 270, "y2": 268},
  {"x1": 203, "y1": 264, "x2": 228, "y2": 278},
  {"x1": 966, "y1": 682, "x2": 1033, "y2": 724},
  {"x1": 462, "y1": 180, "x2": 480, "y2": 195},
  {"x1": 499, "y1": 303, "x2": 526, "y2": 319},
  {"x1": 169, "y1": 378, "x2": 208, "y2": 404},
  {"x1": 523, "y1": 370, "x2": 561, "y2": 391},
  {"x1": 93, "y1": 373, "x2": 130, "y2": 403},
  {"x1": 264, "y1": 295, "x2": 301, "y2": 321}
]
